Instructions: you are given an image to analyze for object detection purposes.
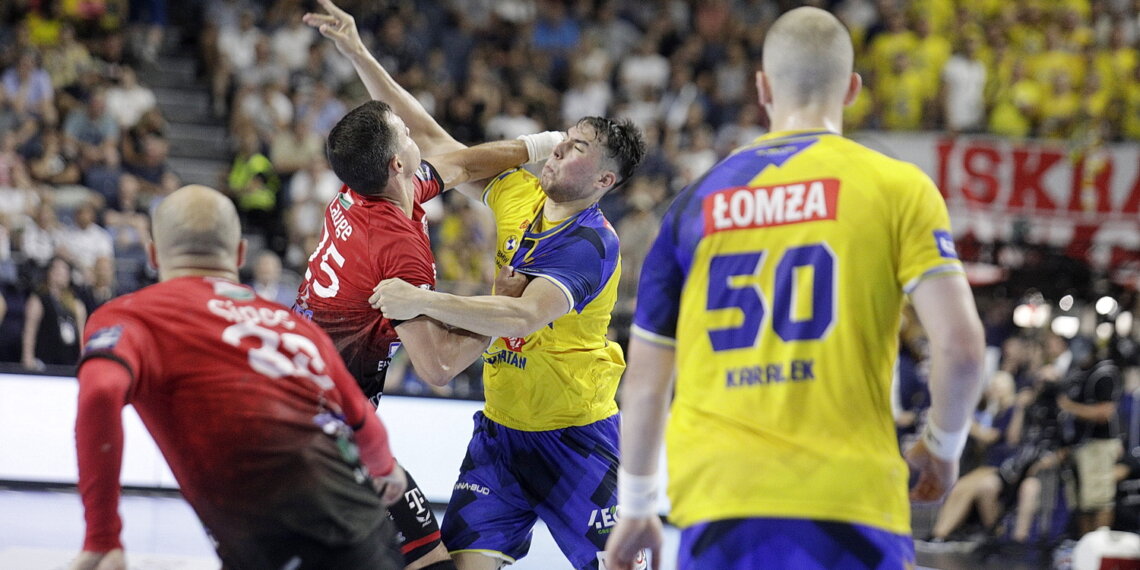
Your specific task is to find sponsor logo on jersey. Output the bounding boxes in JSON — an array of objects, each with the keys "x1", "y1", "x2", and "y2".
[
  {"x1": 502, "y1": 336, "x2": 526, "y2": 352},
  {"x1": 484, "y1": 348, "x2": 528, "y2": 369},
  {"x1": 212, "y1": 280, "x2": 256, "y2": 300},
  {"x1": 454, "y1": 481, "x2": 491, "y2": 495},
  {"x1": 587, "y1": 506, "x2": 619, "y2": 533},
  {"x1": 336, "y1": 190, "x2": 354, "y2": 209},
  {"x1": 934, "y1": 229, "x2": 958, "y2": 259},
  {"x1": 404, "y1": 487, "x2": 432, "y2": 526},
  {"x1": 85, "y1": 325, "x2": 124, "y2": 352},
  {"x1": 703, "y1": 178, "x2": 839, "y2": 235}
]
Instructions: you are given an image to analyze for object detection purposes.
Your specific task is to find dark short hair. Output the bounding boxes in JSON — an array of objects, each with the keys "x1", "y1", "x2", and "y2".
[
  {"x1": 575, "y1": 116, "x2": 646, "y2": 189},
  {"x1": 326, "y1": 100, "x2": 400, "y2": 195}
]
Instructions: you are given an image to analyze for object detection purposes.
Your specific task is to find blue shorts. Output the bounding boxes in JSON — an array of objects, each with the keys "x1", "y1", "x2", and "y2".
[
  {"x1": 679, "y1": 518, "x2": 914, "y2": 570},
  {"x1": 440, "y1": 412, "x2": 620, "y2": 570}
]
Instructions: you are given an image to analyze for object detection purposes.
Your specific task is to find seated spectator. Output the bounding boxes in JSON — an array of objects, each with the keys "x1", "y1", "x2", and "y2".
[
  {"x1": 2, "y1": 48, "x2": 56, "y2": 124},
  {"x1": 270, "y1": 7, "x2": 315, "y2": 73},
  {"x1": 245, "y1": 249, "x2": 299, "y2": 307},
  {"x1": 121, "y1": 134, "x2": 179, "y2": 202},
  {"x1": 269, "y1": 115, "x2": 323, "y2": 179},
  {"x1": 19, "y1": 201, "x2": 64, "y2": 279},
  {"x1": 62, "y1": 87, "x2": 122, "y2": 205},
  {"x1": 234, "y1": 79, "x2": 292, "y2": 145},
  {"x1": 21, "y1": 256, "x2": 85, "y2": 369},
  {"x1": 28, "y1": 127, "x2": 83, "y2": 188},
  {"x1": 78, "y1": 254, "x2": 117, "y2": 312},
  {"x1": 294, "y1": 82, "x2": 345, "y2": 137},
  {"x1": 285, "y1": 155, "x2": 338, "y2": 268},
  {"x1": 56, "y1": 200, "x2": 113, "y2": 286},
  {"x1": 41, "y1": 24, "x2": 92, "y2": 90},
  {"x1": 105, "y1": 66, "x2": 157, "y2": 129}
]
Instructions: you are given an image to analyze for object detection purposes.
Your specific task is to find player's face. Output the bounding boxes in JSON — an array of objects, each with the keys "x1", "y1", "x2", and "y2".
[
  {"x1": 540, "y1": 124, "x2": 613, "y2": 203},
  {"x1": 387, "y1": 112, "x2": 421, "y2": 173}
]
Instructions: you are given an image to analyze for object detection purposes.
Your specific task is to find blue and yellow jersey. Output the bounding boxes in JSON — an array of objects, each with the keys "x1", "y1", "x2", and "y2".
[
  {"x1": 479, "y1": 168, "x2": 623, "y2": 431},
  {"x1": 633, "y1": 131, "x2": 963, "y2": 535}
]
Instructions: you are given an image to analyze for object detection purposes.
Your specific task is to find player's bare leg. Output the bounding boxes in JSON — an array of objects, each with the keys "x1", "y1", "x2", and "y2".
[
  {"x1": 405, "y1": 543, "x2": 453, "y2": 570},
  {"x1": 453, "y1": 552, "x2": 505, "y2": 570}
]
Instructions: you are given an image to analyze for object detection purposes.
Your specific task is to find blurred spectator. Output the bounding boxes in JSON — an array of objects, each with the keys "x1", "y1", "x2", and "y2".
[
  {"x1": 618, "y1": 35, "x2": 669, "y2": 98},
  {"x1": 877, "y1": 52, "x2": 925, "y2": 130},
  {"x1": 105, "y1": 66, "x2": 156, "y2": 128},
  {"x1": 2, "y1": 49, "x2": 56, "y2": 124},
  {"x1": 269, "y1": 114, "x2": 322, "y2": 179},
  {"x1": 614, "y1": 177, "x2": 661, "y2": 314},
  {"x1": 1060, "y1": 357, "x2": 1124, "y2": 535},
  {"x1": 246, "y1": 249, "x2": 299, "y2": 307},
  {"x1": 1037, "y1": 72, "x2": 1080, "y2": 139},
  {"x1": 284, "y1": 155, "x2": 339, "y2": 268},
  {"x1": 42, "y1": 24, "x2": 92, "y2": 90},
  {"x1": 941, "y1": 35, "x2": 987, "y2": 133},
  {"x1": 485, "y1": 97, "x2": 542, "y2": 141},
  {"x1": 62, "y1": 87, "x2": 122, "y2": 205},
  {"x1": 20, "y1": 201, "x2": 64, "y2": 276},
  {"x1": 57, "y1": 200, "x2": 113, "y2": 285},
  {"x1": 294, "y1": 81, "x2": 344, "y2": 137},
  {"x1": 21, "y1": 256, "x2": 85, "y2": 369},
  {"x1": 226, "y1": 128, "x2": 280, "y2": 251},
  {"x1": 270, "y1": 7, "x2": 315, "y2": 72},
  {"x1": 235, "y1": 79, "x2": 293, "y2": 144}
]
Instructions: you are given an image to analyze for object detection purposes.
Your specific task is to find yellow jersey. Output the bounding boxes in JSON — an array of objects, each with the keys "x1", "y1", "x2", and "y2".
[
  {"x1": 479, "y1": 169, "x2": 624, "y2": 431},
  {"x1": 632, "y1": 130, "x2": 963, "y2": 535}
]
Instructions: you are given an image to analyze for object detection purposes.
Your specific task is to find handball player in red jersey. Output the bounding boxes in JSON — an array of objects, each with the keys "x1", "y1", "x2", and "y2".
[
  {"x1": 72, "y1": 185, "x2": 408, "y2": 570},
  {"x1": 294, "y1": 8, "x2": 561, "y2": 566}
]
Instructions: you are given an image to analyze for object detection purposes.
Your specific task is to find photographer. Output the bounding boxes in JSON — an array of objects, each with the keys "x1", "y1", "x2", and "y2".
[{"x1": 1059, "y1": 339, "x2": 1124, "y2": 536}]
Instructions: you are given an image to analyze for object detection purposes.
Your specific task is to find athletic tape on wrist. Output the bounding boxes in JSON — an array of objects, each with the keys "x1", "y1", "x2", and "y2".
[
  {"x1": 618, "y1": 468, "x2": 658, "y2": 519},
  {"x1": 517, "y1": 131, "x2": 564, "y2": 163},
  {"x1": 922, "y1": 421, "x2": 970, "y2": 462}
]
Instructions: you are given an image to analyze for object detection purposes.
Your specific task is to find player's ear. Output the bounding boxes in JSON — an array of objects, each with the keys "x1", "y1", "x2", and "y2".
[
  {"x1": 145, "y1": 241, "x2": 158, "y2": 271},
  {"x1": 596, "y1": 169, "x2": 617, "y2": 191},
  {"x1": 390, "y1": 154, "x2": 403, "y2": 176},
  {"x1": 755, "y1": 70, "x2": 772, "y2": 107},
  {"x1": 236, "y1": 238, "x2": 248, "y2": 269},
  {"x1": 843, "y1": 72, "x2": 862, "y2": 107}
]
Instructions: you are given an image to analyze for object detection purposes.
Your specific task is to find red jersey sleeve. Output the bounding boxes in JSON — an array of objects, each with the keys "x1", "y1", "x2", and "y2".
[
  {"x1": 75, "y1": 304, "x2": 159, "y2": 551},
  {"x1": 314, "y1": 324, "x2": 396, "y2": 477},
  {"x1": 414, "y1": 160, "x2": 444, "y2": 204},
  {"x1": 75, "y1": 358, "x2": 130, "y2": 551}
]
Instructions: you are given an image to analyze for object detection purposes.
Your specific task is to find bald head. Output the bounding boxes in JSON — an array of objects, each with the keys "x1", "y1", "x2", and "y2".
[
  {"x1": 151, "y1": 185, "x2": 242, "y2": 277},
  {"x1": 762, "y1": 7, "x2": 854, "y2": 107}
]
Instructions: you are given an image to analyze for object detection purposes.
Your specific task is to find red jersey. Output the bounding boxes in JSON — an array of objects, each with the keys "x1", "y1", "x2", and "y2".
[
  {"x1": 77, "y1": 276, "x2": 394, "y2": 550},
  {"x1": 294, "y1": 161, "x2": 442, "y2": 401}
]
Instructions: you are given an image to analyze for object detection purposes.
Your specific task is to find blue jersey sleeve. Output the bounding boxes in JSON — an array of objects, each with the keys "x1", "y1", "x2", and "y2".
[
  {"x1": 514, "y1": 223, "x2": 618, "y2": 313},
  {"x1": 631, "y1": 209, "x2": 684, "y2": 346}
]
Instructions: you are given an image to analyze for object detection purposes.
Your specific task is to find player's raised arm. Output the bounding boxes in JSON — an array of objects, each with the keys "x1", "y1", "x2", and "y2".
[
  {"x1": 429, "y1": 134, "x2": 563, "y2": 191},
  {"x1": 393, "y1": 317, "x2": 491, "y2": 386},
  {"x1": 303, "y1": 0, "x2": 461, "y2": 157}
]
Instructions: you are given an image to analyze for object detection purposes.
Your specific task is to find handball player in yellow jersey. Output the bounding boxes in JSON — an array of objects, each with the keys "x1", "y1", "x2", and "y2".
[{"x1": 606, "y1": 7, "x2": 985, "y2": 570}]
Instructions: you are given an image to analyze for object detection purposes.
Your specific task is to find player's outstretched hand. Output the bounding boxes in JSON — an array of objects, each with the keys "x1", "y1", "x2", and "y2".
[
  {"x1": 69, "y1": 549, "x2": 126, "y2": 570},
  {"x1": 905, "y1": 438, "x2": 958, "y2": 503},
  {"x1": 374, "y1": 464, "x2": 408, "y2": 506},
  {"x1": 370, "y1": 278, "x2": 423, "y2": 320},
  {"x1": 494, "y1": 265, "x2": 528, "y2": 298},
  {"x1": 605, "y1": 517, "x2": 661, "y2": 570},
  {"x1": 302, "y1": 0, "x2": 365, "y2": 59}
]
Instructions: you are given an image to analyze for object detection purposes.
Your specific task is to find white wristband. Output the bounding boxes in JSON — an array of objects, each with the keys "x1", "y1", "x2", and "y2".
[
  {"x1": 517, "y1": 131, "x2": 565, "y2": 163},
  {"x1": 617, "y1": 468, "x2": 658, "y2": 519},
  {"x1": 921, "y1": 421, "x2": 970, "y2": 462}
]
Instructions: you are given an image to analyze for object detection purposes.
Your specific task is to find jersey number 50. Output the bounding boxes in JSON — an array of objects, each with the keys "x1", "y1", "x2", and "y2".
[{"x1": 707, "y1": 243, "x2": 835, "y2": 351}]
